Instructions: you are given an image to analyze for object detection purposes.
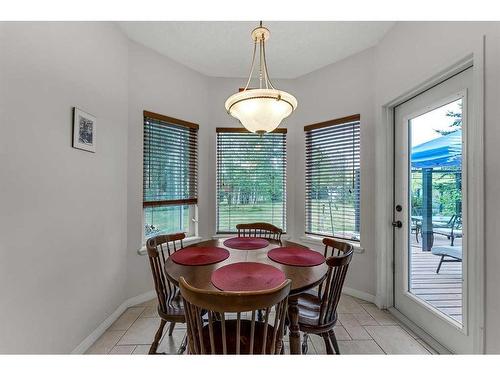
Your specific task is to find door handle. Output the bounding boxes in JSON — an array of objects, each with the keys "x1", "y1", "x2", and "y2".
[{"x1": 392, "y1": 221, "x2": 403, "y2": 228}]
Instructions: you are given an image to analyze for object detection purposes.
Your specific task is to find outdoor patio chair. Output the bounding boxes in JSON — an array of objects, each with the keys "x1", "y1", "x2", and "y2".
[
  {"x1": 411, "y1": 217, "x2": 421, "y2": 243},
  {"x1": 431, "y1": 245, "x2": 462, "y2": 273},
  {"x1": 432, "y1": 214, "x2": 462, "y2": 246}
]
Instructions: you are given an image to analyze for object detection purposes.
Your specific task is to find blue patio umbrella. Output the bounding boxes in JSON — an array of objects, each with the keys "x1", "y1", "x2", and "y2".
[
  {"x1": 411, "y1": 130, "x2": 462, "y2": 169},
  {"x1": 410, "y1": 130, "x2": 462, "y2": 250}
]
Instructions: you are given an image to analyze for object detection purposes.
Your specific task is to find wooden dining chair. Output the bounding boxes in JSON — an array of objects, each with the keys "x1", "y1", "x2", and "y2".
[
  {"x1": 179, "y1": 277, "x2": 291, "y2": 354},
  {"x1": 298, "y1": 238, "x2": 354, "y2": 354},
  {"x1": 146, "y1": 233, "x2": 187, "y2": 354},
  {"x1": 236, "y1": 222, "x2": 283, "y2": 245}
]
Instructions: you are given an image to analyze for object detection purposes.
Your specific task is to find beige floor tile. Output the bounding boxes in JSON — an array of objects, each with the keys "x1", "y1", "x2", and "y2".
[
  {"x1": 364, "y1": 325, "x2": 429, "y2": 354},
  {"x1": 86, "y1": 330, "x2": 126, "y2": 354},
  {"x1": 282, "y1": 341, "x2": 290, "y2": 354},
  {"x1": 398, "y1": 323, "x2": 421, "y2": 339},
  {"x1": 337, "y1": 295, "x2": 366, "y2": 313},
  {"x1": 168, "y1": 322, "x2": 186, "y2": 331},
  {"x1": 117, "y1": 317, "x2": 162, "y2": 345},
  {"x1": 140, "y1": 305, "x2": 159, "y2": 318},
  {"x1": 157, "y1": 328, "x2": 186, "y2": 354},
  {"x1": 283, "y1": 340, "x2": 318, "y2": 355},
  {"x1": 361, "y1": 304, "x2": 399, "y2": 325},
  {"x1": 349, "y1": 295, "x2": 373, "y2": 305},
  {"x1": 301, "y1": 327, "x2": 350, "y2": 354},
  {"x1": 109, "y1": 307, "x2": 145, "y2": 331},
  {"x1": 85, "y1": 291, "x2": 441, "y2": 356},
  {"x1": 333, "y1": 326, "x2": 351, "y2": 341},
  {"x1": 133, "y1": 298, "x2": 157, "y2": 307},
  {"x1": 132, "y1": 345, "x2": 151, "y2": 354},
  {"x1": 352, "y1": 311, "x2": 380, "y2": 326},
  {"x1": 338, "y1": 313, "x2": 371, "y2": 340},
  {"x1": 417, "y1": 339, "x2": 438, "y2": 354},
  {"x1": 109, "y1": 345, "x2": 136, "y2": 354},
  {"x1": 338, "y1": 340, "x2": 385, "y2": 354},
  {"x1": 308, "y1": 334, "x2": 329, "y2": 353}
]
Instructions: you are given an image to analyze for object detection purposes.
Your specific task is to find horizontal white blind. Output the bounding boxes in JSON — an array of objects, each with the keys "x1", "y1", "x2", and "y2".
[
  {"x1": 143, "y1": 112, "x2": 198, "y2": 207},
  {"x1": 216, "y1": 129, "x2": 287, "y2": 233},
  {"x1": 305, "y1": 116, "x2": 360, "y2": 241}
]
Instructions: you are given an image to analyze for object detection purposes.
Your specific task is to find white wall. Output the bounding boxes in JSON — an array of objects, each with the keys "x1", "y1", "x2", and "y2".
[
  {"x1": 373, "y1": 22, "x2": 500, "y2": 353},
  {"x1": 0, "y1": 22, "x2": 129, "y2": 353},
  {"x1": 125, "y1": 41, "x2": 210, "y2": 299}
]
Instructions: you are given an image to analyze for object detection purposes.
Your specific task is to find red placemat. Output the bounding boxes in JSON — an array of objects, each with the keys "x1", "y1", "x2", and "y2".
[
  {"x1": 211, "y1": 262, "x2": 286, "y2": 291},
  {"x1": 268, "y1": 247, "x2": 325, "y2": 267},
  {"x1": 170, "y1": 247, "x2": 230, "y2": 266},
  {"x1": 223, "y1": 237, "x2": 269, "y2": 250}
]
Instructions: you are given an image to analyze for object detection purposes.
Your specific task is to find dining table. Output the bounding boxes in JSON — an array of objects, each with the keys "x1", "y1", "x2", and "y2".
[{"x1": 164, "y1": 238, "x2": 328, "y2": 354}]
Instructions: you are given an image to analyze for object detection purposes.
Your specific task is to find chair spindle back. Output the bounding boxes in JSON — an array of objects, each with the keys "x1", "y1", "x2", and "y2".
[
  {"x1": 146, "y1": 233, "x2": 185, "y2": 314},
  {"x1": 180, "y1": 277, "x2": 291, "y2": 354},
  {"x1": 318, "y1": 238, "x2": 354, "y2": 325},
  {"x1": 236, "y1": 222, "x2": 283, "y2": 244}
]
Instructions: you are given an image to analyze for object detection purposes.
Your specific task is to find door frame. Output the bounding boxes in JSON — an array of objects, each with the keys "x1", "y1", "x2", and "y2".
[
  {"x1": 375, "y1": 38, "x2": 485, "y2": 353},
  {"x1": 397, "y1": 87, "x2": 470, "y2": 340}
]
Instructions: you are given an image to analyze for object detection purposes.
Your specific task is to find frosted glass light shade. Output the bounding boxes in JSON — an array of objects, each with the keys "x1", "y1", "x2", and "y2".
[{"x1": 225, "y1": 89, "x2": 298, "y2": 133}]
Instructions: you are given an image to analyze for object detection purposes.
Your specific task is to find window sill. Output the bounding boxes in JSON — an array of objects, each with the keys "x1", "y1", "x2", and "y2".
[
  {"x1": 137, "y1": 236, "x2": 204, "y2": 256},
  {"x1": 299, "y1": 235, "x2": 365, "y2": 254}
]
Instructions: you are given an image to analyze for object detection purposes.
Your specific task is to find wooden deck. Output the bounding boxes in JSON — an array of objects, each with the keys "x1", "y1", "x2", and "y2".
[{"x1": 409, "y1": 236, "x2": 463, "y2": 324}]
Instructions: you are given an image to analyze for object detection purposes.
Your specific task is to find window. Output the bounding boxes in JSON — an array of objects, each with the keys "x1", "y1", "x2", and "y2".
[
  {"x1": 216, "y1": 128, "x2": 287, "y2": 233},
  {"x1": 143, "y1": 111, "x2": 198, "y2": 239},
  {"x1": 304, "y1": 115, "x2": 360, "y2": 241}
]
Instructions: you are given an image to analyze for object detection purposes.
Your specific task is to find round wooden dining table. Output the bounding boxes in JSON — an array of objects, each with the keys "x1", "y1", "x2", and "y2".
[{"x1": 164, "y1": 238, "x2": 328, "y2": 354}]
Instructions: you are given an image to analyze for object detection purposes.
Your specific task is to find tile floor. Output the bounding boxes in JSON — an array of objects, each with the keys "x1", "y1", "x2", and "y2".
[{"x1": 85, "y1": 294, "x2": 437, "y2": 355}]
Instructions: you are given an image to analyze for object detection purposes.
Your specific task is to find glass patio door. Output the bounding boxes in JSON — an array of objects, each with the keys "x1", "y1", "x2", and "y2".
[{"x1": 393, "y1": 68, "x2": 472, "y2": 353}]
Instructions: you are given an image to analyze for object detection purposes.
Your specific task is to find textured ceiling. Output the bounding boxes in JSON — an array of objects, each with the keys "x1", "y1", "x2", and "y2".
[{"x1": 119, "y1": 21, "x2": 394, "y2": 79}]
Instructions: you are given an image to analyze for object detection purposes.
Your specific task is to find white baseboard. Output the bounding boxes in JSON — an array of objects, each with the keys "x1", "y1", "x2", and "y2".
[
  {"x1": 71, "y1": 290, "x2": 156, "y2": 354},
  {"x1": 342, "y1": 287, "x2": 376, "y2": 304}
]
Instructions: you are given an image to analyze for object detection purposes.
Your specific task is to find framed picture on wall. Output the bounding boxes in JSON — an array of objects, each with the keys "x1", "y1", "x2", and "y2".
[{"x1": 73, "y1": 107, "x2": 96, "y2": 153}]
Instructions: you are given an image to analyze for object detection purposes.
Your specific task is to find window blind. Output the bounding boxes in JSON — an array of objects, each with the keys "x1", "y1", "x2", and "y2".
[
  {"x1": 143, "y1": 111, "x2": 198, "y2": 237},
  {"x1": 216, "y1": 128, "x2": 287, "y2": 233},
  {"x1": 304, "y1": 115, "x2": 361, "y2": 241}
]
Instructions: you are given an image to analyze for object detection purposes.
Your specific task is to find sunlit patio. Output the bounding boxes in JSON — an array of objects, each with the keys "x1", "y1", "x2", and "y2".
[{"x1": 410, "y1": 235, "x2": 463, "y2": 324}]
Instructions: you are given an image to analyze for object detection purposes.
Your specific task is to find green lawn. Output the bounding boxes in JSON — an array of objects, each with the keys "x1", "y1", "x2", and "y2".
[
  {"x1": 306, "y1": 199, "x2": 359, "y2": 240},
  {"x1": 144, "y1": 205, "x2": 190, "y2": 237},
  {"x1": 144, "y1": 200, "x2": 360, "y2": 240},
  {"x1": 217, "y1": 202, "x2": 286, "y2": 232}
]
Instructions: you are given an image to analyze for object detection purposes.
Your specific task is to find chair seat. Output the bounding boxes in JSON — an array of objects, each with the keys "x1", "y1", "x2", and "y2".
[
  {"x1": 431, "y1": 246, "x2": 463, "y2": 260},
  {"x1": 198, "y1": 320, "x2": 279, "y2": 354},
  {"x1": 297, "y1": 291, "x2": 322, "y2": 327},
  {"x1": 297, "y1": 290, "x2": 321, "y2": 310},
  {"x1": 297, "y1": 290, "x2": 338, "y2": 330}
]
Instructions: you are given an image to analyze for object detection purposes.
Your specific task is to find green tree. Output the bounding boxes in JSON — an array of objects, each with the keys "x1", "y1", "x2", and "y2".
[{"x1": 435, "y1": 101, "x2": 462, "y2": 136}]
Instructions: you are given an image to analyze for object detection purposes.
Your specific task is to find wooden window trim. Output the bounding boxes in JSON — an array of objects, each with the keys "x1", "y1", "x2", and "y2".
[
  {"x1": 216, "y1": 127, "x2": 287, "y2": 134},
  {"x1": 304, "y1": 114, "x2": 360, "y2": 132},
  {"x1": 143, "y1": 198, "x2": 198, "y2": 208},
  {"x1": 144, "y1": 110, "x2": 199, "y2": 130}
]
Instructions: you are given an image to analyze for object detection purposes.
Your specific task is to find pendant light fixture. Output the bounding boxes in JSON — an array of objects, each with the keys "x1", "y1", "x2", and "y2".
[{"x1": 225, "y1": 22, "x2": 298, "y2": 134}]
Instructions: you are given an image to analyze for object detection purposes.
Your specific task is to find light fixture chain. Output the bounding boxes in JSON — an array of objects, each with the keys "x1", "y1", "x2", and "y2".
[
  {"x1": 263, "y1": 36, "x2": 269, "y2": 89},
  {"x1": 243, "y1": 39, "x2": 258, "y2": 91},
  {"x1": 262, "y1": 37, "x2": 276, "y2": 90},
  {"x1": 259, "y1": 38, "x2": 264, "y2": 89}
]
